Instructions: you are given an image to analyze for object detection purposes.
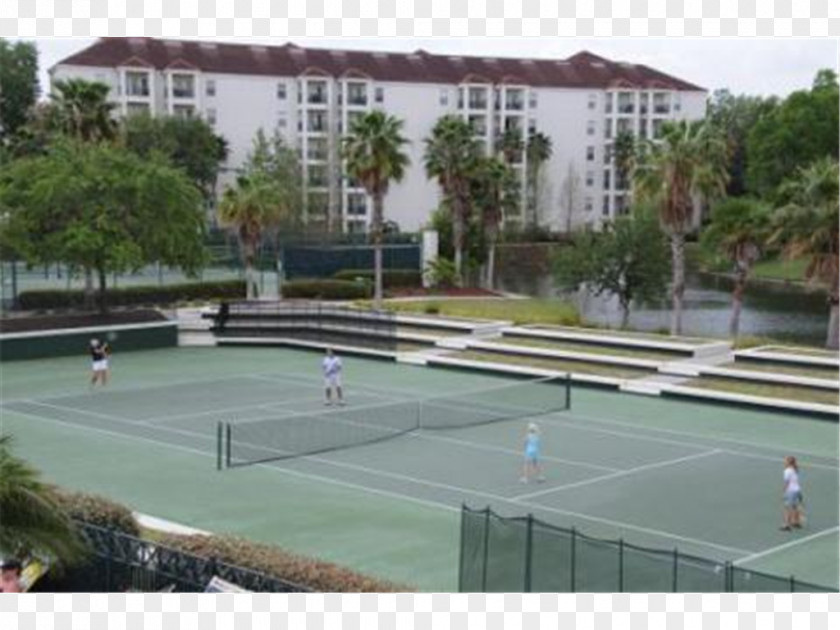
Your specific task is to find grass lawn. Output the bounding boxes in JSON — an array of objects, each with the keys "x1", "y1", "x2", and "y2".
[
  {"x1": 752, "y1": 257, "x2": 810, "y2": 283},
  {"x1": 396, "y1": 325, "x2": 463, "y2": 338},
  {"x1": 380, "y1": 298, "x2": 581, "y2": 326},
  {"x1": 760, "y1": 346, "x2": 839, "y2": 358},
  {"x1": 497, "y1": 334, "x2": 680, "y2": 362},
  {"x1": 449, "y1": 349, "x2": 655, "y2": 380},
  {"x1": 683, "y1": 377, "x2": 839, "y2": 406},
  {"x1": 526, "y1": 324, "x2": 713, "y2": 346},
  {"x1": 725, "y1": 360, "x2": 839, "y2": 381}
]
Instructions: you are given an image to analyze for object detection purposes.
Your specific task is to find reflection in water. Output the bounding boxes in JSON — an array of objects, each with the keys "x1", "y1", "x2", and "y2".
[{"x1": 498, "y1": 271, "x2": 829, "y2": 346}]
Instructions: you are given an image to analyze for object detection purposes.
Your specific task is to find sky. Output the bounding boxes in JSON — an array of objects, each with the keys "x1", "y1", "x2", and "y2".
[{"x1": 11, "y1": 36, "x2": 839, "y2": 100}]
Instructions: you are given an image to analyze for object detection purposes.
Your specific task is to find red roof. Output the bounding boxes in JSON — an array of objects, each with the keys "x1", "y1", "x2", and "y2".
[{"x1": 55, "y1": 38, "x2": 705, "y2": 92}]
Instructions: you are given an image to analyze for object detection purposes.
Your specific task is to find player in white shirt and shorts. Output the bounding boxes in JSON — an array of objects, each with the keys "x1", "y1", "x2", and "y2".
[
  {"x1": 322, "y1": 348, "x2": 344, "y2": 406},
  {"x1": 780, "y1": 455, "x2": 804, "y2": 531}
]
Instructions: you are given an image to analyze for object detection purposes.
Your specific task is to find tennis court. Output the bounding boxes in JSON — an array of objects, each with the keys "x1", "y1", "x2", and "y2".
[{"x1": 1, "y1": 346, "x2": 838, "y2": 591}]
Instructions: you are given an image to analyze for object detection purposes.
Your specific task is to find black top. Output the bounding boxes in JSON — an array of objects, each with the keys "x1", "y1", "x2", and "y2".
[{"x1": 90, "y1": 346, "x2": 107, "y2": 361}]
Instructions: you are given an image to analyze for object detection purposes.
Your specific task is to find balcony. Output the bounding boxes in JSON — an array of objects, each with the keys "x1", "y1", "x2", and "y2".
[
  {"x1": 618, "y1": 103, "x2": 635, "y2": 114},
  {"x1": 505, "y1": 91, "x2": 525, "y2": 111},
  {"x1": 468, "y1": 88, "x2": 488, "y2": 110},
  {"x1": 654, "y1": 104, "x2": 671, "y2": 115},
  {"x1": 306, "y1": 144, "x2": 329, "y2": 162},
  {"x1": 173, "y1": 105, "x2": 195, "y2": 119},
  {"x1": 346, "y1": 195, "x2": 367, "y2": 216},
  {"x1": 307, "y1": 83, "x2": 328, "y2": 105},
  {"x1": 307, "y1": 114, "x2": 328, "y2": 133},
  {"x1": 346, "y1": 84, "x2": 367, "y2": 106},
  {"x1": 125, "y1": 73, "x2": 150, "y2": 98},
  {"x1": 171, "y1": 75, "x2": 195, "y2": 99}
]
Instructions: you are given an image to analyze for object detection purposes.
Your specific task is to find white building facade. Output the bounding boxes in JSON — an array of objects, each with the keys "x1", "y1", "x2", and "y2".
[{"x1": 52, "y1": 39, "x2": 707, "y2": 233}]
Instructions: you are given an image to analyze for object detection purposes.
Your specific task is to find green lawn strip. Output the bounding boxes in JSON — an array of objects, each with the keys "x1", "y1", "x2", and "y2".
[
  {"x1": 526, "y1": 324, "x2": 713, "y2": 346},
  {"x1": 751, "y1": 257, "x2": 810, "y2": 282},
  {"x1": 449, "y1": 349, "x2": 655, "y2": 380},
  {"x1": 396, "y1": 325, "x2": 464, "y2": 338},
  {"x1": 726, "y1": 360, "x2": 839, "y2": 381},
  {"x1": 760, "y1": 346, "x2": 839, "y2": 358},
  {"x1": 683, "y1": 377, "x2": 839, "y2": 406},
  {"x1": 379, "y1": 298, "x2": 581, "y2": 326},
  {"x1": 498, "y1": 334, "x2": 680, "y2": 362}
]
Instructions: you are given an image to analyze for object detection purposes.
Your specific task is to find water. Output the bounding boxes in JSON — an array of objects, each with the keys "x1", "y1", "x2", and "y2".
[{"x1": 497, "y1": 271, "x2": 830, "y2": 347}]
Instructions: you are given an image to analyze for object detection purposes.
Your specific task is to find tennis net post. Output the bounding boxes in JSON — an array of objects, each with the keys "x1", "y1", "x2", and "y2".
[{"x1": 216, "y1": 422, "x2": 223, "y2": 471}]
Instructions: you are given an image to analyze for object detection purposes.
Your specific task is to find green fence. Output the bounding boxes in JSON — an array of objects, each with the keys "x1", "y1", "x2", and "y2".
[{"x1": 459, "y1": 506, "x2": 836, "y2": 593}]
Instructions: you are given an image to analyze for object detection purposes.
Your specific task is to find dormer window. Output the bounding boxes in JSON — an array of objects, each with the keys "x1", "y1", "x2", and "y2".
[
  {"x1": 171, "y1": 74, "x2": 195, "y2": 99},
  {"x1": 125, "y1": 71, "x2": 150, "y2": 97}
]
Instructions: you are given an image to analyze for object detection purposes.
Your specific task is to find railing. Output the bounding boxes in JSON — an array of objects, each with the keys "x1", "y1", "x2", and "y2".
[
  {"x1": 459, "y1": 506, "x2": 837, "y2": 593},
  {"x1": 72, "y1": 522, "x2": 309, "y2": 593}
]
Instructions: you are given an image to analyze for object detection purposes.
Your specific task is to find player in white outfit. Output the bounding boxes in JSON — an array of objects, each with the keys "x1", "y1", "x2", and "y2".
[{"x1": 322, "y1": 348, "x2": 344, "y2": 406}]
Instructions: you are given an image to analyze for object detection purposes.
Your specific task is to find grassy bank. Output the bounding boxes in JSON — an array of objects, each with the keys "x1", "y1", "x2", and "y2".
[
  {"x1": 448, "y1": 349, "x2": 654, "y2": 380},
  {"x1": 684, "y1": 377, "x2": 839, "y2": 406},
  {"x1": 376, "y1": 298, "x2": 581, "y2": 326}
]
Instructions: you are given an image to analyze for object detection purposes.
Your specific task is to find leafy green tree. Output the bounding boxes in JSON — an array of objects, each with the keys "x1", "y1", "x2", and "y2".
[
  {"x1": 769, "y1": 157, "x2": 839, "y2": 349},
  {"x1": 341, "y1": 111, "x2": 410, "y2": 307},
  {"x1": 424, "y1": 116, "x2": 481, "y2": 283},
  {"x1": 0, "y1": 435, "x2": 83, "y2": 565},
  {"x1": 707, "y1": 89, "x2": 778, "y2": 197},
  {"x1": 472, "y1": 156, "x2": 519, "y2": 289},
  {"x1": 555, "y1": 212, "x2": 670, "y2": 329},
  {"x1": 0, "y1": 140, "x2": 206, "y2": 312},
  {"x1": 525, "y1": 131, "x2": 552, "y2": 227},
  {"x1": 746, "y1": 70, "x2": 839, "y2": 199},
  {"x1": 634, "y1": 120, "x2": 729, "y2": 335},
  {"x1": 700, "y1": 198, "x2": 771, "y2": 338},
  {"x1": 0, "y1": 39, "x2": 39, "y2": 145},
  {"x1": 120, "y1": 113, "x2": 228, "y2": 202},
  {"x1": 496, "y1": 127, "x2": 524, "y2": 164},
  {"x1": 50, "y1": 79, "x2": 117, "y2": 142}
]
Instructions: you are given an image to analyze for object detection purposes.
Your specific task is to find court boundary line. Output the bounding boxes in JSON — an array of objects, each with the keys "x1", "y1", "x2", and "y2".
[
  {"x1": 511, "y1": 449, "x2": 723, "y2": 501},
  {"x1": 733, "y1": 525, "x2": 840, "y2": 566},
  {"x1": 6, "y1": 398, "x2": 752, "y2": 556}
]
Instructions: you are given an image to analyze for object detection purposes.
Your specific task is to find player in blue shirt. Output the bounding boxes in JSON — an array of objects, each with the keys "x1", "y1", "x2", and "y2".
[{"x1": 521, "y1": 423, "x2": 545, "y2": 483}]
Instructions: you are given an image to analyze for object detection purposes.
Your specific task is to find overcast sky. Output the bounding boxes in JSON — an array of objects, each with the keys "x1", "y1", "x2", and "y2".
[{"x1": 12, "y1": 36, "x2": 839, "y2": 99}]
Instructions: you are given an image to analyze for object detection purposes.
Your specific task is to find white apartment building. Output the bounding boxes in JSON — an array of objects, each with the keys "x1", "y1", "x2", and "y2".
[{"x1": 51, "y1": 38, "x2": 707, "y2": 233}]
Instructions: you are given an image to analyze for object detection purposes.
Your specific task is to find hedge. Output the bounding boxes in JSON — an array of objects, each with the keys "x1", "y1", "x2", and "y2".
[
  {"x1": 18, "y1": 280, "x2": 246, "y2": 310},
  {"x1": 53, "y1": 489, "x2": 140, "y2": 537},
  {"x1": 158, "y1": 532, "x2": 411, "y2": 592},
  {"x1": 333, "y1": 268, "x2": 422, "y2": 288},
  {"x1": 282, "y1": 279, "x2": 372, "y2": 300}
]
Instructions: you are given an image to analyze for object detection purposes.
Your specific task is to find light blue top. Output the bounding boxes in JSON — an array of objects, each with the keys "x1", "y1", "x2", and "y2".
[{"x1": 525, "y1": 434, "x2": 540, "y2": 456}]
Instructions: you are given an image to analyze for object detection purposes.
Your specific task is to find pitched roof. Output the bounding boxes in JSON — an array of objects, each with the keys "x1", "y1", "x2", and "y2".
[{"x1": 55, "y1": 38, "x2": 705, "y2": 92}]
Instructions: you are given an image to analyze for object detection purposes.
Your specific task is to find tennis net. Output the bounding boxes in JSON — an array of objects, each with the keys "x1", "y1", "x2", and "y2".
[{"x1": 220, "y1": 375, "x2": 571, "y2": 468}]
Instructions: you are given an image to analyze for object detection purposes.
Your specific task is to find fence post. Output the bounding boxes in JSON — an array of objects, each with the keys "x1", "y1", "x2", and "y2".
[
  {"x1": 618, "y1": 539, "x2": 624, "y2": 593},
  {"x1": 524, "y1": 514, "x2": 534, "y2": 593},
  {"x1": 216, "y1": 422, "x2": 223, "y2": 471},
  {"x1": 481, "y1": 508, "x2": 491, "y2": 592},
  {"x1": 789, "y1": 575, "x2": 795, "y2": 593},
  {"x1": 570, "y1": 527, "x2": 577, "y2": 593},
  {"x1": 672, "y1": 548, "x2": 678, "y2": 592},
  {"x1": 225, "y1": 423, "x2": 232, "y2": 468},
  {"x1": 10, "y1": 260, "x2": 17, "y2": 309},
  {"x1": 725, "y1": 561, "x2": 732, "y2": 592}
]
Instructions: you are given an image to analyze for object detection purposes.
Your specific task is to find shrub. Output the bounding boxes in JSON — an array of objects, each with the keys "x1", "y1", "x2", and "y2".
[
  {"x1": 18, "y1": 280, "x2": 246, "y2": 310},
  {"x1": 332, "y1": 269, "x2": 421, "y2": 288},
  {"x1": 283, "y1": 279, "x2": 372, "y2": 300},
  {"x1": 52, "y1": 489, "x2": 140, "y2": 536},
  {"x1": 425, "y1": 258, "x2": 458, "y2": 289},
  {"x1": 158, "y1": 533, "x2": 411, "y2": 592}
]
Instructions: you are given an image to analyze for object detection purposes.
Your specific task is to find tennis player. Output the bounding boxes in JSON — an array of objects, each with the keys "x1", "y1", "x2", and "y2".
[
  {"x1": 89, "y1": 338, "x2": 110, "y2": 388},
  {"x1": 322, "y1": 348, "x2": 344, "y2": 406},
  {"x1": 520, "y1": 423, "x2": 545, "y2": 483},
  {"x1": 780, "y1": 455, "x2": 804, "y2": 531}
]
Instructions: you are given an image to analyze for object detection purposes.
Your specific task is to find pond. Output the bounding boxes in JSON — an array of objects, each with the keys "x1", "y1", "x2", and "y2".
[{"x1": 497, "y1": 271, "x2": 830, "y2": 347}]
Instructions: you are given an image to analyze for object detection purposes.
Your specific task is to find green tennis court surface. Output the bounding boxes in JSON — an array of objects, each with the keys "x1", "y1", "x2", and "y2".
[{"x1": 2, "y1": 346, "x2": 837, "y2": 591}]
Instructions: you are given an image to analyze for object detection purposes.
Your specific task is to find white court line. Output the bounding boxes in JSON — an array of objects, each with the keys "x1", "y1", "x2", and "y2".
[
  {"x1": 546, "y1": 414, "x2": 840, "y2": 472},
  {"x1": 733, "y1": 526, "x2": 840, "y2": 566},
  {"x1": 6, "y1": 398, "x2": 751, "y2": 556},
  {"x1": 141, "y1": 396, "x2": 327, "y2": 425},
  {"x1": 512, "y1": 450, "x2": 722, "y2": 501}
]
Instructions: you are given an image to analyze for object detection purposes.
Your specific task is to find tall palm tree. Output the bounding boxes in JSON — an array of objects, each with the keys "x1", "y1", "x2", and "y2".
[
  {"x1": 218, "y1": 174, "x2": 288, "y2": 300},
  {"x1": 474, "y1": 156, "x2": 519, "y2": 289},
  {"x1": 51, "y1": 79, "x2": 117, "y2": 143},
  {"x1": 525, "y1": 132, "x2": 552, "y2": 227},
  {"x1": 769, "y1": 158, "x2": 839, "y2": 349},
  {"x1": 701, "y1": 198, "x2": 770, "y2": 338},
  {"x1": 0, "y1": 436, "x2": 83, "y2": 565},
  {"x1": 342, "y1": 111, "x2": 410, "y2": 308},
  {"x1": 496, "y1": 127, "x2": 524, "y2": 165},
  {"x1": 611, "y1": 130, "x2": 636, "y2": 192},
  {"x1": 633, "y1": 120, "x2": 729, "y2": 335},
  {"x1": 424, "y1": 116, "x2": 481, "y2": 283}
]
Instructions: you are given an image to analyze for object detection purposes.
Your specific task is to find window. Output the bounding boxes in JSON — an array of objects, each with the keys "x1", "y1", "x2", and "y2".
[
  {"x1": 277, "y1": 82, "x2": 287, "y2": 100},
  {"x1": 527, "y1": 118, "x2": 537, "y2": 134},
  {"x1": 652, "y1": 119, "x2": 665, "y2": 138},
  {"x1": 206, "y1": 108, "x2": 216, "y2": 125},
  {"x1": 584, "y1": 197, "x2": 593, "y2": 212},
  {"x1": 307, "y1": 137, "x2": 328, "y2": 161},
  {"x1": 468, "y1": 114, "x2": 487, "y2": 136},
  {"x1": 588, "y1": 93, "x2": 598, "y2": 110},
  {"x1": 307, "y1": 164, "x2": 329, "y2": 188},
  {"x1": 468, "y1": 87, "x2": 487, "y2": 109},
  {"x1": 585, "y1": 171, "x2": 594, "y2": 187},
  {"x1": 586, "y1": 146, "x2": 595, "y2": 161},
  {"x1": 615, "y1": 195, "x2": 628, "y2": 215},
  {"x1": 171, "y1": 74, "x2": 195, "y2": 99},
  {"x1": 528, "y1": 91, "x2": 537, "y2": 109},
  {"x1": 604, "y1": 119, "x2": 613, "y2": 139},
  {"x1": 617, "y1": 118, "x2": 633, "y2": 135},
  {"x1": 277, "y1": 115, "x2": 287, "y2": 129},
  {"x1": 587, "y1": 120, "x2": 596, "y2": 136},
  {"x1": 604, "y1": 93, "x2": 613, "y2": 114},
  {"x1": 125, "y1": 71, "x2": 150, "y2": 97},
  {"x1": 504, "y1": 116, "x2": 522, "y2": 132},
  {"x1": 307, "y1": 81, "x2": 328, "y2": 105},
  {"x1": 206, "y1": 79, "x2": 216, "y2": 97},
  {"x1": 505, "y1": 89, "x2": 524, "y2": 111},
  {"x1": 640, "y1": 93, "x2": 649, "y2": 115},
  {"x1": 126, "y1": 102, "x2": 150, "y2": 116},
  {"x1": 374, "y1": 87, "x2": 384, "y2": 103},
  {"x1": 602, "y1": 195, "x2": 610, "y2": 217},
  {"x1": 173, "y1": 104, "x2": 195, "y2": 119},
  {"x1": 639, "y1": 119, "x2": 648, "y2": 139},
  {"x1": 347, "y1": 193, "x2": 367, "y2": 216},
  {"x1": 653, "y1": 92, "x2": 670, "y2": 114},
  {"x1": 347, "y1": 82, "x2": 367, "y2": 106},
  {"x1": 347, "y1": 220, "x2": 367, "y2": 234},
  {"x1": 617, "y1": 92, "x2": 634, "y2": 114},
  {"x1": 347, "y1": 110, "x2": 364, "y2": 130},
  {"x1": 439, "y1": 88, "x2": 449, "y2": 106},
  {"x1": 307, "y1": 111, "x2": 328, "y2": 133},
  {"x1": 603, "y1": 169, "x2": 611, "y2": 190}
]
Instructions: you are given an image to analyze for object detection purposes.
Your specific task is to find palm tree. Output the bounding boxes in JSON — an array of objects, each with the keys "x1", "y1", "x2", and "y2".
[
  {"x1": 218, "y1": 174, "x2": 288, "y2": 300},
  {"x1": 769, "y1": 158, "x2": 839, "y2": 349},
  {"x1": 51, "y1": 79, "x2": 117, "y2": 143},
  {"x1": 611, "y1": 130, "x2": 636, "y2": 192},
  {"x1": 424, "y1": 116, "x2": 481, "y2": 283},
  {"x1": 342, "y1": 111, "x2": 410, "y2": 307},
  {"x1": 473, "y1": 156, "x2": 519, "y2": 289},
  {"x1": 0, "y1": 436, "x2": 83, "y2": 565},
  {"x1": 701, "y1": 198, "x2": 770, "y2": 338},
  {"x1": 496, "y1": 127, "x2": 524, "y2": 165},
  {"x1": 525, "y1": 132, "x2": 552, "y2": 227},
  {"x1": 633, "y1": 120, "x2": 729, "y2": 335}
]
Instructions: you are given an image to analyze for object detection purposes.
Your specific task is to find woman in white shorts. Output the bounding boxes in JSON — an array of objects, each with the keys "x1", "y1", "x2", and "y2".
[
  {"x1": 89, "y1": 338, "x2": 110, "y2": 387},
  {"x1": 322, "y1": 348, "x2": 344, "y2": 406},
  {"x1": 780, "y1": 455, "x2": 803, "y2": 531}
]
